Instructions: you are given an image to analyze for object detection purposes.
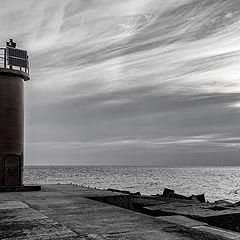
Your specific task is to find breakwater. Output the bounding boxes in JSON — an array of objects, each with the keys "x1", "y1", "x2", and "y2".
[{"x1": 0, "y1": 184, "x2": 240, "y2": 239}]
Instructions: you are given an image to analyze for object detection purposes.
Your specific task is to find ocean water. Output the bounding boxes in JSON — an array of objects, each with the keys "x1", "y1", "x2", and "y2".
[{"x1": 24, "y1": 166, "x2": 240, "y2": 203}]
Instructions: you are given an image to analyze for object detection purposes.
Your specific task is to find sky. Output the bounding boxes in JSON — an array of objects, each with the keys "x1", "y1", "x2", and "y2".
[{"x1": 1, "y1": 0, "x2": 240, "y2": 166}]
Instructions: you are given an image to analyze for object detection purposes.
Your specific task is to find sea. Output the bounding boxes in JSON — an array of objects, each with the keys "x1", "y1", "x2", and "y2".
[{"x1": 24, "y1": 166, "x2": 240, "y2": 203}]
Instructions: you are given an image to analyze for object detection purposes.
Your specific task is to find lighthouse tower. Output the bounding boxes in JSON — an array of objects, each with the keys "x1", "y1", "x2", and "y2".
[{"x1": 0, "y1": 39, "x2": 29, "y2": 186}]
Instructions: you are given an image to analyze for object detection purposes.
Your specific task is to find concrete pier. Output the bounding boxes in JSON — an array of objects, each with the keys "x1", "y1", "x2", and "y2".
[{"x1": 0, "y1": 184, "x2": 239, "y2": 239}]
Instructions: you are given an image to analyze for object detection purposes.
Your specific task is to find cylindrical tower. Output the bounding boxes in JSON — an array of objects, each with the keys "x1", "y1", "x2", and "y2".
[{"x1": 0, "y1": 39, "x2": 29, "y2": 186}]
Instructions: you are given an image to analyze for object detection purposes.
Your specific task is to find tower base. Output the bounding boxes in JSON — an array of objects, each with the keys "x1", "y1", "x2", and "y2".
[{"x1": 0, "y1": 185, "x2": 41, "y2": 192}]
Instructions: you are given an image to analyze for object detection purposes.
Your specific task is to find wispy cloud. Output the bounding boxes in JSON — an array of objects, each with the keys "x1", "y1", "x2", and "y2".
[{"x1": 29, "y1": 134, "x2": 240, "y2": 153}]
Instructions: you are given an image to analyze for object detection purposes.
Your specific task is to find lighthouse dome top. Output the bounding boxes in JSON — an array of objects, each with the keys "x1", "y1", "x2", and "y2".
[{"x1": 0, "y1": 39, "x2": 29, "y2": 81}]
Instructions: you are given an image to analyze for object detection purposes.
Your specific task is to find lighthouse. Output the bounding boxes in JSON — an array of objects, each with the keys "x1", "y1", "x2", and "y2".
[{"x1": 0, "y1": 39, "x2": 29, "y2": 186}]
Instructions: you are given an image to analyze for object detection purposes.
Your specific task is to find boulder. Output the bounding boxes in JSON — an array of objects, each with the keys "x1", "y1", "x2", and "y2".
[
  {"x1": 189, "y1": 194, "x2": 205, "y2": 203},
  {"x1": 163, "y1": 188, "x2": 174, "y2": 197}
]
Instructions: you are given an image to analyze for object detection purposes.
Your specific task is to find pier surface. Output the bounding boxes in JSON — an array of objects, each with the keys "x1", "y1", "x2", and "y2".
[{"x1": 0, "y1": 184, "x2": 239, "y2": 239}]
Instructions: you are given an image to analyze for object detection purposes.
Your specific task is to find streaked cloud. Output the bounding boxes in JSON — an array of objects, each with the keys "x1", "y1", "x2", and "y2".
[{"x1": 29, "y1": 134, "x2": 240, "y2": 152}]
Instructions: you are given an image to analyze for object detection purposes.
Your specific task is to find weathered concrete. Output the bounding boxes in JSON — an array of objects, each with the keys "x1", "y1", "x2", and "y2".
[
  {"x1": 158, "y1": 215, "x2": 240, "y2": 240},
  {"x1": 0, "y1": 184, "x2": 238, "y2": 239},
  {"x1": 0, "y1": 200, "x2": 78, "y2": 239},
  {"x1": 158, "y1": 215, "x2": 209, "y2": 228},
  {"x1": 143, "y1": 201, "x2": 240, "y2": 232}
]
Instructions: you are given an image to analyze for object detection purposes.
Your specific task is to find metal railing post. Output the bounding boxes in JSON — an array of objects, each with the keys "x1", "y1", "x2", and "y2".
[{"x1": 4, "y1": 49, "x2": 6, "y2": 68}]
